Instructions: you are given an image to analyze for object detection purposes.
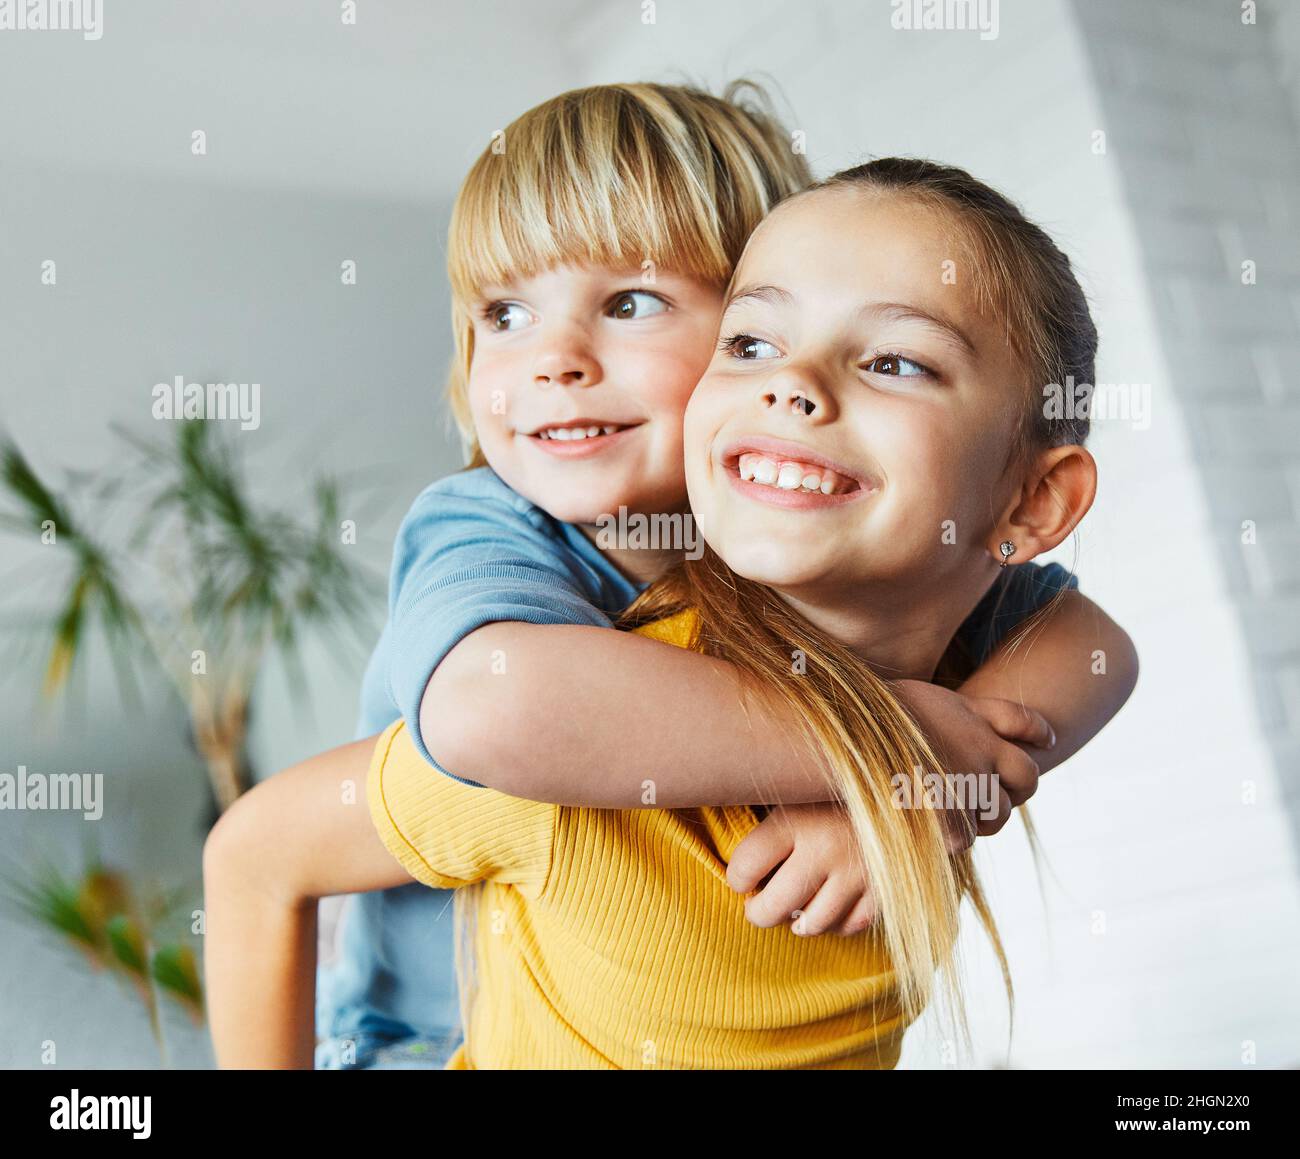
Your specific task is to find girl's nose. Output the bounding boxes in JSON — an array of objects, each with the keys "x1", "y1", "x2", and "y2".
[{"x1": 758, "y1": 374, "x2": 833, "y2": 421}]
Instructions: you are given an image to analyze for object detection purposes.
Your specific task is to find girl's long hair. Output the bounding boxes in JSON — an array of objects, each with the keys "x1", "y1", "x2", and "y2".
[{"x1": 623, "y1": 158, "x2": 1099, "y2": 1058}]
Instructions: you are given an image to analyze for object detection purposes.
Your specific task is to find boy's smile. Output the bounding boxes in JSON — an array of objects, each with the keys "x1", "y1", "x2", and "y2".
[
  {"x1": 524, "y1": 419, "x2": 642, "y2": 457},
  {"x1": 467, "y1": 263, "x2": 724, "y2": 526}
]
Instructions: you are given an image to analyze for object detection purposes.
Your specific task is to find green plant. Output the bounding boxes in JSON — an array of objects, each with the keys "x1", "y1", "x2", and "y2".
[
  {"x1": 4, "y1": 859, "x2": 203, "y2": 1065},
  {"x1": 0, "y1": 418, "x2": 380, "y2": 812}
]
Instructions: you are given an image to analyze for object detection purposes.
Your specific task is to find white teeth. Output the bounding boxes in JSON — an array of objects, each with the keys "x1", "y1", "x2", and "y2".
[
  {"x1": 539, "y1": 425, "x2": 621, "y2": 441},
  {"x1": 735, "y1": 451, "x2": 856, "y2": 496}
]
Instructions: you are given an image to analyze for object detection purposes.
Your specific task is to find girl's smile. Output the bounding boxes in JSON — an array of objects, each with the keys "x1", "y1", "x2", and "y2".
[
  {"x1": 721, "y1": 434, "x2": 877, "y2": 509},
  {"x1": 685, "y1": 186, "x2": 1022, "y2": 607}
]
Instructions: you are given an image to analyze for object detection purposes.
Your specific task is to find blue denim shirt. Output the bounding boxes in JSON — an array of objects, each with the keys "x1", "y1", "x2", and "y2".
[{"x1": 316, "y1": 466, "x2": 1078, "y2": 1051}]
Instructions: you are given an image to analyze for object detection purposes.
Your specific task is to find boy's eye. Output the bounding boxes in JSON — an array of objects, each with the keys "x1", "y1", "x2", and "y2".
[
  {"x1": 607, "y1": 291, "x2": 669, "y2": 320},
  {"x1": 721, "y1": 333, "x2": 781, "y2": 360},
  {"x1": 484, "y1": 302, "x2": 531, "y2": 332},
  {"x1": 863, "y1": 353, "x2": 930, "y2": 378}
]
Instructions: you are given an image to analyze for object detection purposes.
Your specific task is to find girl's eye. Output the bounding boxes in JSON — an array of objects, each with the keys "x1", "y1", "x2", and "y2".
[
  {"x1": 608, "y1": 290, "x2": 669, "y2": 320},
  {"x1": 483, "y1": 302, "x2": 531, "y2": 332},
  {"x1": 863, "y1": 353, "x2": 930, "y2": 378},
  {"x1": 721, "y1": 333, "x2": 781, "y2": 360}
]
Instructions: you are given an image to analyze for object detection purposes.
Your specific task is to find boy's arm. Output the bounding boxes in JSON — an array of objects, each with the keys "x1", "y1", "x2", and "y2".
[
  {"x1": 420, "y1": 618, "x2": 1056, "y2": 809},
  {"x1": 203, "y1": 738, "x2": 412, "y2": 1069},
  {"x1": 956, "y1": 588, "x2": 1138, "y2": 776},
  {"x1": 420, "y1": 591, "x2": 1134, "y2": 811},
  {"x1": 422, "y1": 621, "x2": 832, "y2": 807}
]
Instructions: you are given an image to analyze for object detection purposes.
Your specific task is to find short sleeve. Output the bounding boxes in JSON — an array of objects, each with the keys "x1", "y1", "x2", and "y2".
[
  {"x1": 385, "y1": 470, "x2": 620, "y2": 773},
  {"x1": 953, "y1": 561, "x2": 1080, "y2": 668},
  {"x1": 367, "y1": 720, "x2": 557, "y2": 894}
]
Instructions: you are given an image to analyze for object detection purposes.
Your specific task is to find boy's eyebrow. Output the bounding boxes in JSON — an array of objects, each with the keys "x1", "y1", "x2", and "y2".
[
  {"x1": 725, "y1": 283, "x2": 793, "y2": 310},
  {"x1": 863, "y1": 301, "x2": 977, "y2": 358}
]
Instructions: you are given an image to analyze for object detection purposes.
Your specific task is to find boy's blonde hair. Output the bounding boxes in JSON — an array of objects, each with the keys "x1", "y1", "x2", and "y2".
[{"x1": 443, "y1": 80, "x2": 812, "y2": 465}]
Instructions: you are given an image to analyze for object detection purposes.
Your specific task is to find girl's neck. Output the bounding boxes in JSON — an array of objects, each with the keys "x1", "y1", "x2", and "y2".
[{"x1": 777, "y1": 569, "x2": 998, "y2": 682}]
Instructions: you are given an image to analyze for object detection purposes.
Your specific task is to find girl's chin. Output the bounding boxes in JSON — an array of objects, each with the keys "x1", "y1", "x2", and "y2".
[{"x1": 714, "y1": 545, "x2": 837, "y2": 592}]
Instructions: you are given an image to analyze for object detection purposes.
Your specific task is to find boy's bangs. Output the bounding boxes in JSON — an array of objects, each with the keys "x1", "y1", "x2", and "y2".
[{"x1": 448, "y1": 99, "x2": 738, "y2": 301}]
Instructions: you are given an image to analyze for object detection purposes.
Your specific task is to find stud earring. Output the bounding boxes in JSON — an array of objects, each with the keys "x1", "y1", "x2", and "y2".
[{"x1": 998, "y1": 540, "x2": 1016, "y2": 568}]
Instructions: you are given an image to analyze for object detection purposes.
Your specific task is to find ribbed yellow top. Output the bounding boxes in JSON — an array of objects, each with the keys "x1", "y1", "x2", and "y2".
[{"x1": 366, "y1": 609, "x2": 909, "y2": 1069}]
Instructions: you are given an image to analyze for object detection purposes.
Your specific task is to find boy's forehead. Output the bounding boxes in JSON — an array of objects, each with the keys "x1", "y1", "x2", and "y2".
[{"x1": 478, "y1": 261, "x2": 721, "y2": 295}]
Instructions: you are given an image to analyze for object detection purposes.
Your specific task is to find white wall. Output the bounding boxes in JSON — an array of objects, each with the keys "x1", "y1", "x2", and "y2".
[{"x1": 1, "y1": 0, "x2": 1294, "y2": 1068}]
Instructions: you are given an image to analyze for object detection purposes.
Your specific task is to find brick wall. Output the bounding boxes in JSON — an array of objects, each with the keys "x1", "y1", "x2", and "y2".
[
  {"x1": 1075, "y1": 0, "x2": 1300, "y2": 847},
  {"x1": 1057, "y1": 0, "x2": 1300, "y2": 1067}
]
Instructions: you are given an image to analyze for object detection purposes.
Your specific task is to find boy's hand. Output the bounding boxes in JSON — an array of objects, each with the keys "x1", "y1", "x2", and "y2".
[
  {"x1": 728, "y1": 803, "x2": 879, "y2": 937},
  {"x1": 727, "y1": 683, "x2": 1056, "y2": 938},
  {"x1": 893, "y1": 679, "x2": 1055, "y2": 846}
]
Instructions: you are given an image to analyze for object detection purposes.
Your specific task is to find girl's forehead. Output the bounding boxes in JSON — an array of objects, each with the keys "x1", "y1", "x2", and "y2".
[
  {"x1": 755, "y1": 187, "x2": 952, "y2": 259},
  {"x1": 727, "y1": 193, "x2": 1016, "y2": 379},
  {"x1": 732, "y1": 199, "x2": 966, "y2": 312}
]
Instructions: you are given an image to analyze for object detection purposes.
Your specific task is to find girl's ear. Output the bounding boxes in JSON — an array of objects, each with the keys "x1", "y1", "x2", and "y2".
[{"x1": 991, "y1": 445, "x2": 1097, "y2": 564}]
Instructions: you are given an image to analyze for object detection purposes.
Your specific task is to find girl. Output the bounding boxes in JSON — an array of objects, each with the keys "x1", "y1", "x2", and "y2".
[{"x1": 207, "y1": 157, "x2": 1113, "y2": 1068}]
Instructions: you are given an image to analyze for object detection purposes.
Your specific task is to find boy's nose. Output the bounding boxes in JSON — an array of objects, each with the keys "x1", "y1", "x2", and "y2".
[
  {"x1": 532, "y1": 345, "x2": 601, "y2": 388},
  {"x1": 535, "y1": 367, "x2": 588, "y2": 387}
]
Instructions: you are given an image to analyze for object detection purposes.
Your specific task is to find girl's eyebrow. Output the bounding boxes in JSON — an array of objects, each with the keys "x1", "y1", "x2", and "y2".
[
  {"x1": 860, "y1": 301, "x2": 976, "y2": 358},
  {"x1": 725, "y1": 283, "x2": 793, "y2": 310},
  {"x1": 724, "y1": 286, "x2": 977, "y2": 359}
]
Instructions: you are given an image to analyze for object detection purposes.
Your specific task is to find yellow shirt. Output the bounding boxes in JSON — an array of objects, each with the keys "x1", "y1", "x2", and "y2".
[{"x1": 366, "y1": 609, "x2": 909, "y2": 1069}]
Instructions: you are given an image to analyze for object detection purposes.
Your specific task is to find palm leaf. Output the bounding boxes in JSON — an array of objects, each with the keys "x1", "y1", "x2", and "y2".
[
  {"x1": 105, "y1": 913, "x2": 149, "y2": 977},
  {"x1": 152, "y1": 944, "x2": 204, "y2": 1020},
  {"x1": 7, "y1": 871, "x2": 98, "y2": 951},
  {"x1": 0, "y1": 439, "x2": 145, "y2": 695}
]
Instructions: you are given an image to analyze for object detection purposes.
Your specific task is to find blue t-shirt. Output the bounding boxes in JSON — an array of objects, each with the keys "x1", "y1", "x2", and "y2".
[{"x1": 317, "y1": 466, "x2": 1078, "y2": 1049}]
